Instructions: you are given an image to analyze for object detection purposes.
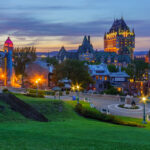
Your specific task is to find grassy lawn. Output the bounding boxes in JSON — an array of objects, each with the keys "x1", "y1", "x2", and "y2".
[{"x1": 0, "y1": 94, "x2": 150, "y2": 150}]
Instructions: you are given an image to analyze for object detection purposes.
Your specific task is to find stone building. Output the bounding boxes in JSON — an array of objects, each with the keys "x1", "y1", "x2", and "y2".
[
  {"x1": 104, "y1": 18, "x2": 135, "y2": 59},
  {"x1": 145, "y1": 50, "x2": 150, "y2": 64},
  {"x1": 88, "y1": 63, "x2": 129, "y2": 92},
  {"x1": 56, "y1": 36, "x2": 131, "y2": 66},
  {"x1": 56, "y1": 35, "x2": 95, "y2": 63}
]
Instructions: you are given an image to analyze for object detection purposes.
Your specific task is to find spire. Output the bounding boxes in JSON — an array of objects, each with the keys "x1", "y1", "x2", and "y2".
[
  {"x1": 132, "y1": 28, "x2": 134, "y2": 33},
  {"x1": 82, "y1": 36, "x2": 88, "y2": 45},
  {"x1": 104, "y1": 32, "x2": 106, "y2": 38},
  {"x1": 60, "y1": 46, "x2": 66, "y2": 52},
  {"x1": 88, "y1": 35, "x2": 90, "y2": 43}
]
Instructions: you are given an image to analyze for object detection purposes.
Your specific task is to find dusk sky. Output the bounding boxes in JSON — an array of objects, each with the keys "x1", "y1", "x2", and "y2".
[{"x1": 0, "y1": 0, "x2": 150, "y2": 52}]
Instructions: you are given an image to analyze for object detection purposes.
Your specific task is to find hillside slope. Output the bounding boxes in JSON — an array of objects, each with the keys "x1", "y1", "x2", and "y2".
[{"x1": 0, "y1": 94, "x2": 150, "y2": 150}]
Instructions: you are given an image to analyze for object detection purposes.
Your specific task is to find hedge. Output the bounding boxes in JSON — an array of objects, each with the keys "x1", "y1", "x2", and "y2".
[
  {"x1": 75, "y1": 103, "x2": 144, "y2": 128},
  {"x1": 25, "y1": 93, "x2": 44, "y2": 98}
]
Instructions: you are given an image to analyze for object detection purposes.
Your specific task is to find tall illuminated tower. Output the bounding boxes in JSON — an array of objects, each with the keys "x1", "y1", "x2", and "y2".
[
  {"x1": 104, "y1": 18, "x2": 135, "y2": 59},
  {"x1": 4, "y1": 37, "x2": 14, "y2": 85}
]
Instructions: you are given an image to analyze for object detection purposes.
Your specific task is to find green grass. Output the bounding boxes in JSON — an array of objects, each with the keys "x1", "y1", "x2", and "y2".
[{"x1": 0, "y1": 94, "x2": 150, "y2": 150}]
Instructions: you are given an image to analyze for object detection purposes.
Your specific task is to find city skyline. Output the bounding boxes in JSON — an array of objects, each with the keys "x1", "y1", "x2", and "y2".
[{"x1": 0, "y1": 0, "x2": 150, "y2": 52}]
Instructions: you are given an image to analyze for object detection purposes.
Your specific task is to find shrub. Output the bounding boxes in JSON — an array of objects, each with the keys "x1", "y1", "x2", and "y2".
[
  {"x1": 27, "y1": 89, "x2": 45, "y2": 95},
  {"x1": 75, "y1": 103, "x2": 82, "y2": 113},
  {"x1": 103, "y1": 87, "x2": 125, "y2": 96},
  {"x1": 25, "y1": 93, "x2": 44, "y2": 98},
  {"x1": 119, "y1": 104, "x2": 139, "y2": 109},
  {"x1": 45, "y1": 90, "x2": 53, "y2": 95},
  {"x1": 51, "y1": 91, "x2": 55, "y2": 96},
  {"x1": 59, "y1": 91, "x2": 63, "y2": 96},
  {"x1": 2, "y1": 88, "x2": 9, "y2": 93},
  {"x1": 66, "y1": 91, "x2": 69, "y2": 95},
  {"x1": 75, "y1": 103, "x2": 144, "y2": 128}
]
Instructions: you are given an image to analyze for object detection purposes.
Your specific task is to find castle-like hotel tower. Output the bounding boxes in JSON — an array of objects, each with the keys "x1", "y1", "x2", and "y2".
[{"x1": 104, "y1": 18, "x2": 135, "y2": 59}]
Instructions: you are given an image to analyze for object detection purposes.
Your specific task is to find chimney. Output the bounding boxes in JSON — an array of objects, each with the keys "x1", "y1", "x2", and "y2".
[{"x1": 88, "y1": 35, "x2": 90, "y2": 43}]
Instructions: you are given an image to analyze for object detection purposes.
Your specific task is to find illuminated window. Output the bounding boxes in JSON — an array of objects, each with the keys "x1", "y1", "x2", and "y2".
[
  {"x1": 96, "y1": 76, "x2": 99, "y2": 80},
  {"x1": 117, "y1": 87, "x2": 122, "y2": 92},
  {"x1": 105, "y1": 76, "x2": 107, "y2": 81},
  {"x1": 100, "y1": 76, "x2": 102, "y2": 80}
]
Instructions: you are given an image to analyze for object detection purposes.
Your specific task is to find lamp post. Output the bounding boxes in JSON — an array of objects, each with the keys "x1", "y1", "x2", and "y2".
[
  {"x1": 72, "y1": 84, "x2": 80, "y2": 104},
  {"x1": 35, "y1": 78, "x2": 41, "y2": 96},
  {"x1": 1, "y1": 74, "x2": 5, "y2": 87},
  {"x1": 76, "y1": 85, "x2": 80, "y2": 104},
  {"x1": 142, "y1": 97, "x2": 147, "y2": 124}
]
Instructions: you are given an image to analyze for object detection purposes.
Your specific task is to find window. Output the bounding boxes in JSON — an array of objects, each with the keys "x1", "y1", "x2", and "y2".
[
  {"x1": 100, "y1": 76, "x2": 102, "y2": 80},
  {"x1": 96, "y1": 76, "x2": 99, "y2": 80}
]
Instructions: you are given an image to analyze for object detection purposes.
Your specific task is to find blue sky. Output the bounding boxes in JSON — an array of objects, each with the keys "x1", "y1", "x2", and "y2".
[{"x1": 0, "y1": 0, "x2": 150, "y2": 51}]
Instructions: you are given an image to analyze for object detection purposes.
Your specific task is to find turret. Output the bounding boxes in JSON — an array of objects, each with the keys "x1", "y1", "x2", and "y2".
[
  {"x1": 4, "y1": 37, "x2": 13, "y2": 52},
  {"x1": 4, "y1": 37, "x2": 13, "y2": 86}
]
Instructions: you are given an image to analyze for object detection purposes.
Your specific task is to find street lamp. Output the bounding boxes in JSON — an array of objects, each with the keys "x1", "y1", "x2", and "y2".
[
  {"x1": 76, "y1": 85, "x2": 80, "y2": 104},
  {"x1": 142, "y1": 97, "x2": 147, "y2": 124},
  {"x1": 72, "y1": 84, "x2": 80, "y2": 104},
  {"x1": 1, "y1": 74, "x2": 5, "y2": 86},
  {"x1": 35, "y1": 78, "x2": 41, "y2": 96}
]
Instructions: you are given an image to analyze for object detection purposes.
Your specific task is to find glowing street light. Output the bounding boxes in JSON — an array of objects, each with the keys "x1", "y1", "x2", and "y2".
[
  {"x1": 71, "y1": 84, "x2": 81, "y2": 104},
  {"x1": 1, "y1": 74, "x2": 4, "y2": 78},
  {"x1": 1, "y1": 74, "x2": 6, "y2": 86},
  {"x1": 71, "y1": 86, "x2": 75, "y2": 91},
  {"x1": 35, "y1": 78, "x2": 41, "y2": 96},
  {"x1": 142, "y1": 97, "x2": 147, "y2": 124}
]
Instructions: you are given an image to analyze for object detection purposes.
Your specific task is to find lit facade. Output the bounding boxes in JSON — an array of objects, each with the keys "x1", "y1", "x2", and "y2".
[
  {"x1": 145, "y1": 50, "x2": 150, "y2": 64},
  {"x1": 57, "y1": 35, "x2": 131, "y2": 66},
  {"x1": 88, "y1": 64, "x2": 129, "y2": 92},
  {"x1": 104, "y1": 18, "x2": 135, "y2": 59},
  {"x1": 0, "y1": 37, "x2": 14, "y2": 86}
]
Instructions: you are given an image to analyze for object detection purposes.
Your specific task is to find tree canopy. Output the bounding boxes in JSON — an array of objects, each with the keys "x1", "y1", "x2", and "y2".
[
  {"x1": 44, "y1": 57, "x2": 58, "y2": 66},
  {"x1": 13, "y1": 47, "x2": 36, "y2": 87},
  {"x1": 53, "y1": 59, "x2": 94, "y2": 89},
  {"x1": 124, "y1": 60, "x2": 148, "y2": 80},
  {"x1": 107, "y1": 64, "x2": 118, "y2": 72}
]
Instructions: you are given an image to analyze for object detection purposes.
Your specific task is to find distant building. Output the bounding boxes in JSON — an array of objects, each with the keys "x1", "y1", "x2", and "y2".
[
  {"x1": 88, "y1": 63, "x2": 110, "y2": 91},
  {"x1": 104, "y1": 18, "x2": 135, "y2": 59},
  {"x1": 78, "y1": 36, "x2": 95, "y2": 62},
  {"x1": 57, "y1": 46, "x2": 78, "y2": 63},
  {"x1": 56, "y1": 36, "x2": 95, "y2": 63},
  {"x1": 56, "y1": 36, "x2": 131, "y2": 66},
  {"x1": 88, "y1": 64, "x2": 129, "y2": 92},
  {"x1": 145, "y1": 50, "x2": 150, "y2": 63}
]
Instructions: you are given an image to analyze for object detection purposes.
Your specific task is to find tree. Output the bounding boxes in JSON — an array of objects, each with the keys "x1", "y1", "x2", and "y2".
[
  {"x1": 45, "y1": 57, "x2": 58, "y2": 66},
  {"x1": 53, "y1": 59, "x2": 94, "y2": 89},
  {"x1": 41, "y1": 56, "x2": 58, "y2": 66},
  {"x1": 124, "y1": 64, "x2": 135, "y2": 79},
  {"x1": 124, "y1": 60, "x2": 148, "y2": 80},
  {"x1": 108, "y1": 64, "x2": 118, "y2": 72},
  {"x1": 134, "y1": 60, "x2": 148, "y2": 80},
  {"x1": 13, "y1": 47, "x2": 36, "y2": 87}
]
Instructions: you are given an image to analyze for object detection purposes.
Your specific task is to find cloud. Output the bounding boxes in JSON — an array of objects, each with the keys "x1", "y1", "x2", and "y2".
[
  {"x1": 0, "y1": 15, "x2": 111, "y2": 37},
  {"x1": 0, "y1": 13, "x2": 149, "y2": 38},
  {"x1": 0, "y1": 6, "x2": 79, "y2": 11}
]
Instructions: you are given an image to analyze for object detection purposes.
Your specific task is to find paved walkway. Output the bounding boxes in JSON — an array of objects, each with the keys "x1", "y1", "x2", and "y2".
[
  {"x1": 108, "y1": 104, "x2": 150, "y2": 118},
  {"x1": 3, "y1": 88, "x2": 149, "y2": 119},
  {"x1": 45, "y1": 94, "x2": 150, "y2": 118}
]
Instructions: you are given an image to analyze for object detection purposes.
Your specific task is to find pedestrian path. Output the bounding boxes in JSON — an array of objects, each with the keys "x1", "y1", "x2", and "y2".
[{"x1": 108, "y1": 104, "x2": 150, "y2": 118}]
